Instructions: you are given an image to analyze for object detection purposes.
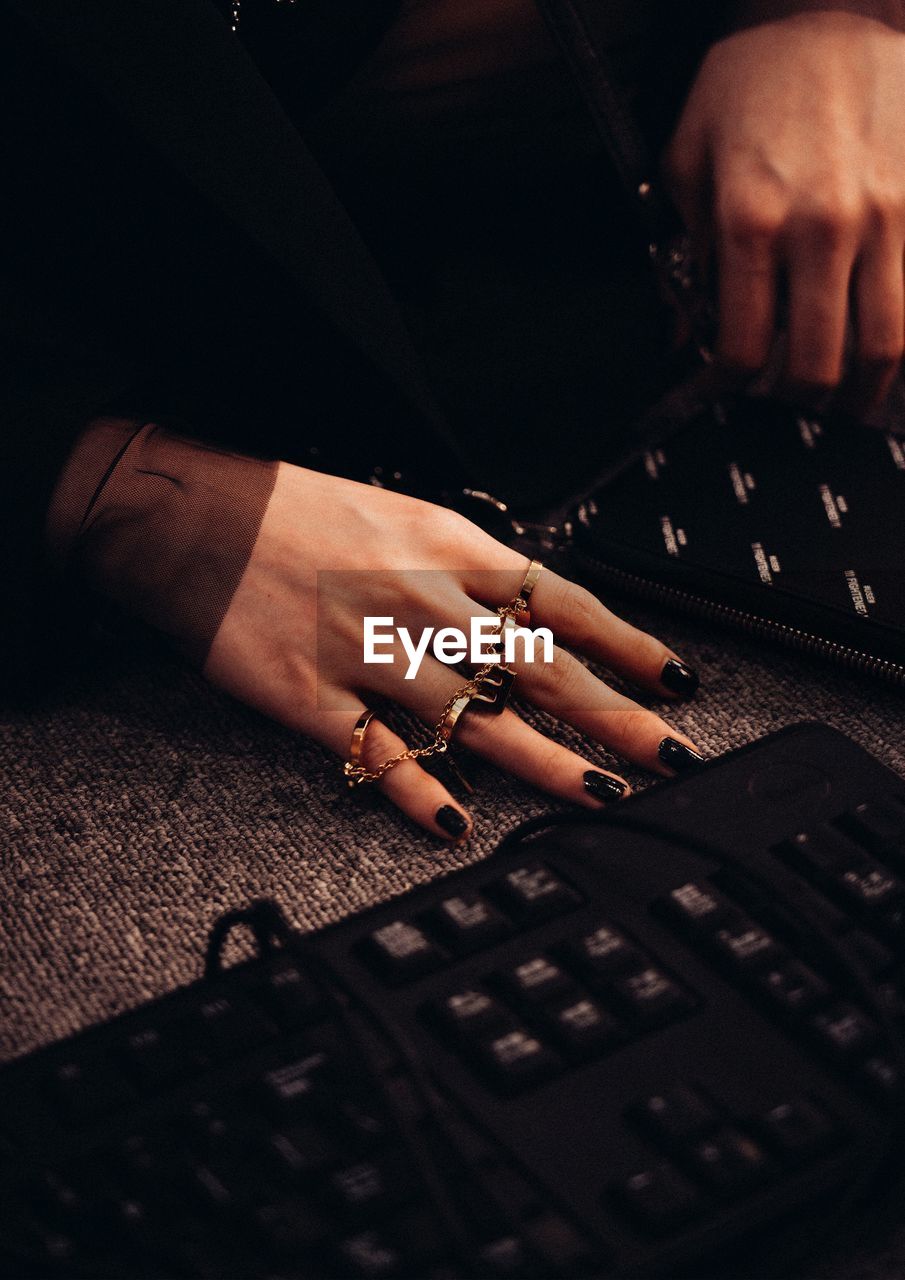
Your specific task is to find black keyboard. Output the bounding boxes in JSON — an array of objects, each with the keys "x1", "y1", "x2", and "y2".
[{"x1": 2, "y1": 723, "x2": 905, "y2": 1279}]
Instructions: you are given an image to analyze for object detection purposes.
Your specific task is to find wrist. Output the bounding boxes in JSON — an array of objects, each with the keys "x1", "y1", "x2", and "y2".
[{"x1": 48, "y1": 418, "x2": 278, "y2": 666}]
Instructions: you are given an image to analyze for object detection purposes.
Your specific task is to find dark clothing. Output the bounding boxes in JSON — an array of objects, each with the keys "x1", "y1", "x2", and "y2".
[{"x1": 3, "y1": 0, "x2": 904, "y2": 693}]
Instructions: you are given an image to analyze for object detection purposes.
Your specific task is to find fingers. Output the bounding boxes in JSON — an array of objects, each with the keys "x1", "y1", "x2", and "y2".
[
  {"x1": 318, "y1": 690, "x2": 473, "y2": 843},
  {"x1": 784, "y1": 211, "x2": 858, "y2": 397},
  {"x1": 385, "y1": 652, "x2": 696, "y2": 802},
  {"x1": 711, "y1": 183, "x2": 903, "y2": 401},
  {"x1": 848, "y1": 231, "x2": 905, "y2": 412},
  {"x1": 378, "y1": 656, "x2": 633, "y2": 807},
  {"x1": 465, "y1": 568, "x2": 700, "y2": 701},
  {"x1": 714, "y1": 186, "x2": 781, "y2": 379},
  {"x1": 507, "y1": 642, "x2": 702, "y2": 776}
]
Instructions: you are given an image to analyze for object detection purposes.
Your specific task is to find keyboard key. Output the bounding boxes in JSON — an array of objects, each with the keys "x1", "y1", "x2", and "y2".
[
  {"x1": 101, "y1": 1193, "x2": 169, "y2": 1255},
  {"x1": 335, "y1": 1096, "x2": 389, "y2": 1149},
  {"x1": 860, "y1": 1055, "x2": 903, "y2": 1101},
  {"x1": 478, "y1": 1235, "x2": 534, "y2": 1277},
  {"x1": 497, "y1": 957, "x2": 575, "y2": 1007},
  {"x1": 544, "y1": 998, "x2": 623, "y2": 1057},
  {"x1": 32, "y1": 1166, "x2": 90, "y2": 1220},
  {"x1": 478, "y1": 1029, "x2": 559, "y2": 1092},
  {"x1": 19, "y1": 1224, "x2": 81, "y2": 1269},
  {"x1": 524, "y1": 1212, "x2": 594, "y2": 1274},
  {"x1": 712, "y1": 920, "x2": 782, "y2": 971},
  {"x1": 426, "y1": 892, "x2": 510, "y2": 954},
  {"x1": 112, "y1": 1131, "x2": 182, "y2": 1193},
  {"x1": 565, "y1": 924, "x2": 646, "y2": 981},
  {"x1": 192, "y1": 994, "x2": 277, "y2": 1062},
  {"x1": 45, "y1": 1056, "x2": 135, "y2": 1123},
  {"x1": 182, "y1": 1099, "x2": 234, "y2": 1150},
  {"x1": 612, "y1": 967, "x2": 695, "y2": 1029},
  {"x1": 192, "y1": 1131, "x2": 299, "y2": 1210},
  {"x1": 658, "y1": 882, "x2": 738, "y2": 936},
  {"x1": 268, "y1": 1122, "x2": 342, "y2": 1179},
  {"x1": 755, "y1": 960, "x2": 830, "y2": 1016},
  {"x1": 613, "y1": 1163, "x2": 702, "y2": 1236},
  {"x1": 430, "y1": 990, "x2": 516, "y2": 1042},
  {"x1": 363, "y1": 921, "x2": 446, "y2": 984},
  {"x1": 836, "y1": 798, "x2": 905, "y2": 854},
  {"x1": 631, "y1": 1086, "x2": 719, "y2": 1146},
  {"x1": 491, "y1": 865, "x2": 580, "y2": 924},
  {"x1": 846, "y1": 929, "x2": 894, "y2": 977},
  {"x1": 190, "y1": 1161, "x2": 240, "y2": 1212},
  {"x1": 688, "y1": 1128, "x2": 770, "y2": 1193},
  {"x1": 755, "y1": 1098, "x2": 839, "y2": 1162},
  {"x1": 330, "y1": 1161, "x2": 390, "y2": 1213},
  {"x1": 832, "y1": 862, "x2": 904, "y2": 912},
  {"x1": 260, "y1": 1053, "x2": 333, "y2": 1121},
  {"x1": 333, "y1": 1229, "x2": 404, "y2": 1278},
  {"x1": 328, "y1": 1154, "x2": 414, "y2": 1217},
  {"x1": 778, "y1": 827, "x2": 867, "y2": 875},
  {"x1": 810, "y1": 1004, "x2": 879, "y2": 1061},
  {"x1": 119, "y1": 1026, "x2": 185, "y2": 1092},
  {"x1": 255, "y1": 960, "x2": 327, "y2": 1030}
]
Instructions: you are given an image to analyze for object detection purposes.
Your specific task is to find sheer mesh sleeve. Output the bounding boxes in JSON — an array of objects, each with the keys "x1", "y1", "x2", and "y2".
[{"x1": 47, "y1": 417, "x2": 278, "y2": 667}]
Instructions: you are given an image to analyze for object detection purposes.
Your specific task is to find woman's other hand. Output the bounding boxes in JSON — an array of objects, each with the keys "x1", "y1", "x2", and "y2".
[{"x1": 666, "y1": 12, "x2": 905, "y2": 412}]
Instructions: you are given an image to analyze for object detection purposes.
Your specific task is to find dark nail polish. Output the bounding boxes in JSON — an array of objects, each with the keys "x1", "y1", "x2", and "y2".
[
  {"x1": 436, "y1": 805, "x2": 469, "y2": 838},
  {"x1": 660, "y1": 658, "x2": 700, "y2": 698},
  {"x1": 658, "y1": 737, "x2": 705, "y2": 772},
  {"x1": 583, "y1": 771, "x2": 628, "y2": 803}
]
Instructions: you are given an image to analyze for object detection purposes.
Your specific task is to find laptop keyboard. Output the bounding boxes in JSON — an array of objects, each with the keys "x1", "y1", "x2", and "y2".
[{"x1": 1, "y1": 723, "x2": 904, "y2": 1278}]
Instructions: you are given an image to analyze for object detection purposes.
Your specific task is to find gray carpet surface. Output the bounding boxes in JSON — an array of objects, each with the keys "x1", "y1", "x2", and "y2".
[{"x1": 2, "y1": 597, "x2": 904, "y2": 1277}]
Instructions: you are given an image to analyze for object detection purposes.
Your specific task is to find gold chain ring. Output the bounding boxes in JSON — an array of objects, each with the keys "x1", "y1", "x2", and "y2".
[{"x1": 343, "y1": 590, "x2": 532, "y2": 788}]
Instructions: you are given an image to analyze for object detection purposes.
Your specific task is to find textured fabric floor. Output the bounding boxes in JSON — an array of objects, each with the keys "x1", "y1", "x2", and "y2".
[{"x1": 2, "y1": 597, "x2": 904, "y2": 1277}]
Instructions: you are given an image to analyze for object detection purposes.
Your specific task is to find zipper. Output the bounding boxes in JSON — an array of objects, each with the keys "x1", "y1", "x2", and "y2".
[{"x1": 572, "y1": 550, "x2": 905, "y2": 689}]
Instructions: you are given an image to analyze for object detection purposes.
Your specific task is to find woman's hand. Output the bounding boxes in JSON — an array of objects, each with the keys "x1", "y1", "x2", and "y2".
[
  {"x1": 204, "y1": 463, "x2": 703, "y2": 842},
  {"x1": 665, "y1": 12, "x2": 905, "y2": 410}
]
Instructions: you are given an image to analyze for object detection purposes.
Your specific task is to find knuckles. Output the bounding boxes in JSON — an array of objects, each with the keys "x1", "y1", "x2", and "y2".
[
  {"x1": 418, "y1": 504, "x2": 482, "y2": 553},
  {"x1": 557, "y1": 586, "x2": 601, "y2": 652},
  {"x1": 719, "y1": 193, "x2": 785, "y2": 253},
  {"x1": 717, "y1": 183, "x2": 877, "y2": 254},
  {"x1": 534, "y1": 649, "x2": 582, "y2": 701},
  {"x1": 608, "y1": 701, "x2": 655, "y2": 752}
]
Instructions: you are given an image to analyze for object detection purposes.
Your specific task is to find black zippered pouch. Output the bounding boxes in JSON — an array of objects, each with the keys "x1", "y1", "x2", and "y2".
[{"x1": 567, "y1": 395, "x2": 905, "y2": 686}]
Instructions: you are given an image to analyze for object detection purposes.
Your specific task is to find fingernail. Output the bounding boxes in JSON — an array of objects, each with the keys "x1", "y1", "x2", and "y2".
[
  {"x1": 583, "y1": 771, "x2": 628, "y2": 803},
  {"x1": 436, "y1": 805, "x2": 469, "y2": 838},
  {"x1": 658, "y1": 737, "x2": 705, "y2": 772},
  {"x1": 660, "y1": 658, "x2": 700, "y2": 698}
]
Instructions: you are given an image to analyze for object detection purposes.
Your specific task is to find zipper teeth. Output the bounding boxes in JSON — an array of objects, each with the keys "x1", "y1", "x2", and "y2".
[{"x1": 578, "y1": 555, "x2": 905, "y2": 688}]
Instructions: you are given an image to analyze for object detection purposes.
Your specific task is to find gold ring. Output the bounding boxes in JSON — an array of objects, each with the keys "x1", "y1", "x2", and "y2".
[
  {"x1": 438, "y1": 692, "x2": 475, "y2": 744},
  {"x1": 343, "y1": 709, "x2": 377, "y2": 786},
  {"x1": 517, "y1": 558, "x2": 544, "y2": 610}
]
